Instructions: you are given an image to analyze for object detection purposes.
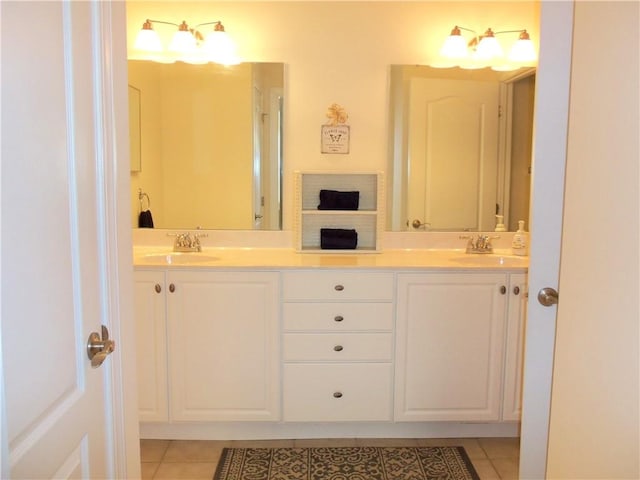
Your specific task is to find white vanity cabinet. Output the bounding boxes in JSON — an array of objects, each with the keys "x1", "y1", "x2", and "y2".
[
  {"x1": 502, "y1": 273, "x2": 528, "y2": 421},
  {"x1": 134, "y1": 270, "x2": 169, "y2": 422},
  {"x1": 166, "y1": 270, "x2": 280, "y2": 422},
  {"x1": 282, "y1": 270, "x2": 394, "y2": 421},
  {"x1": 394, "y1": 272, "x2": 511, "y2": 422}
]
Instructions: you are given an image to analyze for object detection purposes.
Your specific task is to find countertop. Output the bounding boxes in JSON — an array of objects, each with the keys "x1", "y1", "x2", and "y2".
[{"x1": 133, "y1": 247, "x2": 528, "y2": 271}]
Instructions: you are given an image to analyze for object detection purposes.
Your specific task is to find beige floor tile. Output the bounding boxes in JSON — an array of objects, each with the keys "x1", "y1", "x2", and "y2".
[
  {"x1": 163, "y1": 440, "x2": 226, "y2": 462},
  {"x1": 140, "y1": 439, "x2": 170, "y2": 462},
  {"x1": 492, "y1": 457, "x2": 520, "y2": 479},
  {"x1": 153, "y1": 462, "x2": 217, "y2": 480},
  {"x1": 140, "y1": 462, "x2": 159, "y2": 480},
  {"x1": 294, "y1": 437, "x2": 358, "y2": 448},
  {"x1": 356, "y1": 437, "x2": 420, "y2": 447},
  {"x1": 469, "y1": 458, "x2": 501, "y2": 479},
  {"x1": 229, "y1": 439, "x2": 295, "y2": 448},
  {"x1": 416, "y1": 438, "x2": 487, "y2": 460},
  {"x1": 478, "y1": 437, "x2": 520, "y2": 459}
]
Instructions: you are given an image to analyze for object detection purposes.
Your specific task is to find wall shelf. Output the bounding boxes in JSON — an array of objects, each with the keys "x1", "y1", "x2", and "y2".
[{"x1": 294, "y1": 171, "x2": 384, "y2": 252}]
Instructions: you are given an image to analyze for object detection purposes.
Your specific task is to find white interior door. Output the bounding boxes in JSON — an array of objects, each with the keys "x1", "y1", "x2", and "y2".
[
  {"x1": 1, "y1": 2, "x2": 136, "y2": 478},
  {"x1": 519, "y1": 2, "x2": 574, "y2": 478},
  {"x1": 407, "y1": 77, "x2": 499, "y2": 231}
]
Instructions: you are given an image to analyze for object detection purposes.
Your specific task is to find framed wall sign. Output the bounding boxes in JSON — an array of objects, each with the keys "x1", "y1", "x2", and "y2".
[{"x1": 321, "y1": 125, "x2": 350, "y2": 154}]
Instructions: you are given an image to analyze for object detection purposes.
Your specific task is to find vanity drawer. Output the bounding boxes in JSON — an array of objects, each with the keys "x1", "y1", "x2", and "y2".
[
  {"x1": 283, "y1": 363, "x2": 392, "y2": 422},
  {"x1": 282, "y1": 271, "x2": 393, "y2": 301},
  {"x1": 283, "y1": 303, "x2": 393, "y2": 331},
  {"x1": 283, "y1": 333, "x2": 393, "y2": 362}
]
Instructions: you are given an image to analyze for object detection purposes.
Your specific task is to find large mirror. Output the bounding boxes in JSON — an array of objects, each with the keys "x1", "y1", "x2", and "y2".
[
  {"x1": 387, "y1": 65, "x2": 535, "y2": 232},
  {"x1": 129, "y1": 61, "x2": 284, "y2": 230}
]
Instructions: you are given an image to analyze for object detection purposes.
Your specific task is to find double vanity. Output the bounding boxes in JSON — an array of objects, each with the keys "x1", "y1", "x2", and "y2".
[{"x1": 133, "y1": 244, "x2": 528, "y2": 440}]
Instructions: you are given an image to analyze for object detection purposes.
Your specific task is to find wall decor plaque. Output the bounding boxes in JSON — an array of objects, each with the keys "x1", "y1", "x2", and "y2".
[{"x1": 321, "y1": 103, "x2": 350, "y2": 154}]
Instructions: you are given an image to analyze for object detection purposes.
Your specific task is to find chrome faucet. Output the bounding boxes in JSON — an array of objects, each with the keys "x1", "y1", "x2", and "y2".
[
  {"x1": 460, "y1": 234, "x2": 499, "y2": 254},
  {"x1": 172, "y1": 232, "x2": 207, "y2": 252}
]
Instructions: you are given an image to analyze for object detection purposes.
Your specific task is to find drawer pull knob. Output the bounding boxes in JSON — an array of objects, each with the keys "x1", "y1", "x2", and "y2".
[
  {"x1": 333, "y1": 392, "x2": 343, "y2": 398},
  {"x1": 333, "y1": 345, "x2": 343, "y2": 352},
  {"x1": 169, "y1": 283, "x2": 176, "y2": 293},
  {"x1": 513, "y1": 286, "x2": 521, "y2": 295},
  {"x1": 500, "y1": 285, "x2": 507, "y2": 295},
  {"x1": 154, "y1": 284, "x2": 162, "y2": 293},
  {"x1": 334, "y1": 285, "x2": 344, "y2": 291},
  {"x1": 334, "y1": 315, "x2": 344, "y2": 322}
]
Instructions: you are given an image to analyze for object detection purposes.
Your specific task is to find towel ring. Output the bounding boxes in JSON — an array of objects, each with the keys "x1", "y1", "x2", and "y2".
[{"x1": 138, "y1": 188, "x2": 151, "y2": 211}]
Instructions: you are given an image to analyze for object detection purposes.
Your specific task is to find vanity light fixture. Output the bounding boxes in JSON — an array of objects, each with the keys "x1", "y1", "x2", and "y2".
[
  {"x1": 439, "y1": 25, "x2": 536, "y2": 69},
  {"x1": 133, "y1": 18, "x2": 241, "y2": 65}
]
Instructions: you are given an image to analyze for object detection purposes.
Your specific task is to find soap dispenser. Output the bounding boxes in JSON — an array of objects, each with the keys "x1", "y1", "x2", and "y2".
[{"x1": 511, "y1": 220, "x2": 528, "y2": 256}]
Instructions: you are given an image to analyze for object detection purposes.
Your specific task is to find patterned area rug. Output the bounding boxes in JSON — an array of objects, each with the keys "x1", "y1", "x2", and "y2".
[{"x1": 213, "y1": 446, "x2": 480, "y2": 480}]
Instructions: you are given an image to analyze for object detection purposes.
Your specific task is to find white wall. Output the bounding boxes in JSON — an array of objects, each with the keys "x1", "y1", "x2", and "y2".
[
  {"x1": 126, "y1": 1, "x2": 540, "y2": 230},
  {"x1": 546, "y1": 1, "x2": 639, "y2": 478}
]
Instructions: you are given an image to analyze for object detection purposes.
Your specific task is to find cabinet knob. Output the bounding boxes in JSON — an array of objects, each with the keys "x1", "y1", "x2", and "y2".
[
  {"x1": 333, "y1": 345, "x2": 343, "y2": 352},
  {"x1": 154, "y1": 284, "x2": 162, "y2": 293},
  {"x1": 513, "y1": 286, "x2": 520, "y2": 295},
  {"x1": 169, "y1": 283, "x2": 176, "y2": 293},
  {"x1": 333, "y1": 392, "x2": 343, "y2": 398},
  {"x1": 334, "y1": 315, "x2": 344, "y2": 322},
  {"x1": 500, "y1": 285, "x2": 507, "y2": 295},
  {"x1": 334, "y1": 285, "x2": 344, "y2": 291}
]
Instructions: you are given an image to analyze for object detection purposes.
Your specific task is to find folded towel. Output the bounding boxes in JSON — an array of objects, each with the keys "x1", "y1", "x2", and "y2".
[
  {"x1": 138, "y1": 210, "x2": 154, "y2": 228},
  {"x1": 320, "y1": 228, "x2": 358, "y2": 249},
  {"x1": 318, "y1": 190, "x2": 360, "y2": 210}
]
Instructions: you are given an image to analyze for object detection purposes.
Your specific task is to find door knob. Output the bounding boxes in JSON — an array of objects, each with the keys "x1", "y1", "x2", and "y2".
[
  {"x1": 410, "y1": 219, "x2": 430, "y2": 230},
  {"x1": 537, "y1": 287, "x2": 559, "y2": 306},
  {"x1": 87, "y1": 325, "x2": 115, "y2": 368}
]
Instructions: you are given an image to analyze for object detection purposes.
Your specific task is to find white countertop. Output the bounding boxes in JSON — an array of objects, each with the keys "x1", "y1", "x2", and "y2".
[{"x1": 133, "y1": 246, "x2": 528, "y2": 271}]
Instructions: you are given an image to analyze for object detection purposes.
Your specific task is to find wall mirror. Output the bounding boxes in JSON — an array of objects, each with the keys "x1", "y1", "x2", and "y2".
[
  {"x1": 129, "y1": 61, "x2": 284, "y2": 230},
  {"x1": 386, "y1": 65, "x2": 535, "y2": 232}
]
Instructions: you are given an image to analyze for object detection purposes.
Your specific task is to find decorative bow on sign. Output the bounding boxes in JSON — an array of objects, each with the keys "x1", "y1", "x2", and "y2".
[{"x1": 326, "y1": 103, "x2": 348, "y2": 125}]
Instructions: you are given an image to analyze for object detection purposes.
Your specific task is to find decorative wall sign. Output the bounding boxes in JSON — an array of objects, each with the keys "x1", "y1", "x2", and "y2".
[{"x1": 321, "y1": 103, "x2": 350, "y2": 154}]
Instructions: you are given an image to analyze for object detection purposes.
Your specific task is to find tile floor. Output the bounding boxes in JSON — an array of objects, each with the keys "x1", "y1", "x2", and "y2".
[{"x1": 140, "y1": 437, "x2": 520, "y2": 479}]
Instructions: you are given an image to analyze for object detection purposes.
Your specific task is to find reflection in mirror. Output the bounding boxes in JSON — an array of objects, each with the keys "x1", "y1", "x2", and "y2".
[
  {"x1": 128, "y1": 85, "x2": 141, "y2": 172},
  {"x1": 129, "y1": 61, "x2": 284, "y2": 230},
  {"x1": 387, "y1": 65, "x2": 535, "y2": 232}
]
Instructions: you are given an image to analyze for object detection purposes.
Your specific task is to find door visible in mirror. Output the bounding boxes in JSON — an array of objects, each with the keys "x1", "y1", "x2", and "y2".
[{"x1": 386, "y1": 65, "x2": 534, "y2": 232}]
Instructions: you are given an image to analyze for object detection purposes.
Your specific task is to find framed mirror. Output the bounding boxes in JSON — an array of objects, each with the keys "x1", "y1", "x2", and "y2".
[
  {"x1": 129, "y1": 61, "x2": 284, "y2": 230},
  {"x1": 387, "y1": 65, "x2": 535, "y2": 232}
]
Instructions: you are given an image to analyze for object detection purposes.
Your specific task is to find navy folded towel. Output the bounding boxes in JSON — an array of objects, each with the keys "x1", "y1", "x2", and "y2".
[
  {"x1": 138, "y1": 210, "x2": 154, "y2": 228},
  {"x1": 318, "y1": 190, "x2": 360, "y2": 210},
  {"x1": 320, "y1": 228, "x2": 358, "y2": 249}
]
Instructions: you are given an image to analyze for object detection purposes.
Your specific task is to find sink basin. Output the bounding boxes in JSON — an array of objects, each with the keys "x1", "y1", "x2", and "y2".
[
  {"x1": 450, "y1": 254, "x2": 527, "y2": 267},
  {"x1": 139, "y1": 253, "x2": 219, "y2": 265}
]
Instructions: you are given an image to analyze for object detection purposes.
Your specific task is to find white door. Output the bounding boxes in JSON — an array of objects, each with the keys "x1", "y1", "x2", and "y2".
[
  {"x1": 518, "y1": 2, "x2": 574, "y2": 478},
  {"x1": 1, "y1": 2, "x2": 137, "y2": 478},
  {"x1": 545, "y1": 2, "x2": 639, "y2": 477},
  {"x1": 407, "y1": 77, "x2": 500, "y2": 231}
]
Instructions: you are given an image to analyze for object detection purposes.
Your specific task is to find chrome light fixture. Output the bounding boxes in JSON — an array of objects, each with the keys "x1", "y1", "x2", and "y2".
[
  {"x1": 132, "y1": 18, "x2": 241, "y2": 65},
  {"x1": 439, "y1": 25, "x2": 536, "y2": 69}
]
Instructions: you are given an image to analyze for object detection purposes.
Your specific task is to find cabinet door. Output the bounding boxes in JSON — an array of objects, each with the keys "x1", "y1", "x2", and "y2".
[
  {"x1": 395, "y1": 273, "x2": 508, "y2": 421},
  {"x1": 167, "y1": 271, "x2": 280, "y2": 421},
  {"x1": 502, "y1": 273, "x2": 528, "y2": 421},
  {"x1": 134, "y1": 270, "x2": 168, "y2": 422}
]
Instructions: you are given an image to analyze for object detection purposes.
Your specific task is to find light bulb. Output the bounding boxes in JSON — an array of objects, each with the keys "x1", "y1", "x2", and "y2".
[
  {"x1": 508, "y1": 31, "x2": 536, "y2": 62},
  {"x1": 134, "y1": 20, "x2": 162, "y2": 52},
  {"x1": 440, "y1": 26, "x2": 468, "y2": 59},
  {"x1": 203, "y1": 23, "x2": 240, "y2": 65},
  {"x1": 476, "y1": 28, "x2": 503, "y2": 60},
  {"x1": 168, "y1": 21, "x2": 197, "y2": 55}
]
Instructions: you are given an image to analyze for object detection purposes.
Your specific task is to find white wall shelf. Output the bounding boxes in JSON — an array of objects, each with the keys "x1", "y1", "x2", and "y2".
[{"x1": 294, "y1": 171, "x2": 384, "y2": 252}]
